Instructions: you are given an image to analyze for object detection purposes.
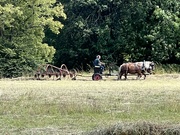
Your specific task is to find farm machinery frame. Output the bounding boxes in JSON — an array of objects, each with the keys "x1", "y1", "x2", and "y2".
[{"x1": 34, "y1": 64, "x2": 76, "y2": 80}]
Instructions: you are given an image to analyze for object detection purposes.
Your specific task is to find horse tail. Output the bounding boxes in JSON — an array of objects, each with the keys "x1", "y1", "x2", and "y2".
[
  {"x1": 119, "y1": 64, "x2": 123, "y2": 73},
  {"x1": 118, "y1": 63, "x2": 127, "y2": 79},
  {"x1": 118, "y1": 64, "x2": 122, "y2": 79}
]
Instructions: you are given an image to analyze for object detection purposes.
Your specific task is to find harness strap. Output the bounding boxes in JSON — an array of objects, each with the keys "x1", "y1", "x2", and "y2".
[{"x1": 142, "y1": 60, "x2": 145, "y2": 71}]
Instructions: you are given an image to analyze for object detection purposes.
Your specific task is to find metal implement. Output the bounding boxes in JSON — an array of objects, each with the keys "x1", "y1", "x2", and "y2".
[{"x1": 34, "y1": 64, "x2": 76, "y2": 80}]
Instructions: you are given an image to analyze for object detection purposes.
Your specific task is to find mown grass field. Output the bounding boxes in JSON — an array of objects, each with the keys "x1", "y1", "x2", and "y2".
[{"x1": 0, "y1": 74, "x2": 179, "y2": 134}]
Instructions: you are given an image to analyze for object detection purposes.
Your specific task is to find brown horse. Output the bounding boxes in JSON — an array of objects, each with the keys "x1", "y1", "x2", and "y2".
[{"x1": 118, "y1": 62, "x2": 146, "y2": 80}]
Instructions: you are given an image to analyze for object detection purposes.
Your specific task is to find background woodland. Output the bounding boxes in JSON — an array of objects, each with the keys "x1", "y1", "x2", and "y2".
[{"x1": 0, "y1": 0, "x2": 179, "y2": 77}]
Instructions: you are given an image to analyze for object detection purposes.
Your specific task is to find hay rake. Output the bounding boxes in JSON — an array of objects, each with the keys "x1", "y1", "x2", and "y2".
[{"x1": 34, "y1": 64, "x2": 76, "y2": 80}]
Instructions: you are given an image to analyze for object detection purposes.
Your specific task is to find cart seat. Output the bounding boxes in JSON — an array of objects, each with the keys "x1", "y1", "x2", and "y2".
[{"x1": 94, "y1": 66, "x2": 102, "y2": 74}]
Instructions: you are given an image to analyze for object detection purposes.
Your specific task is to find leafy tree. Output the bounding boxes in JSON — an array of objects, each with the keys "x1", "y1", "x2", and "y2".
[
  {"x1": 147, "y1": 3, "x2": 180, "y2": 63},
  {"x1": 0, "y1": 0, "x2": 66, "y2": 77},
  {"x1": 2, "y1": 0, "x2": 178, "y2": 76},
  {"x1": 51, "y1": 0, "x2": 179, "y2": 71}
]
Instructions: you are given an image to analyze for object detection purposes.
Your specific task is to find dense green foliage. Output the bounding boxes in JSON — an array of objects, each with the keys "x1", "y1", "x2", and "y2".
[
  {"x1": 0, "y1": 0, "x2": 179, "y2": 77},
  {"x1": 52, "y1": 0, "x2": 179, "y2": 70},
  {"x1": 0, "y1": 0, "x2": 66, "y2": 77}
]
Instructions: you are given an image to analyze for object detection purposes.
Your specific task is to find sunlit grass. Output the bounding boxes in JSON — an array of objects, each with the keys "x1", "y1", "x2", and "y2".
[{"x1": 0, "y1": 74, "x2": 179, "y2": 134}]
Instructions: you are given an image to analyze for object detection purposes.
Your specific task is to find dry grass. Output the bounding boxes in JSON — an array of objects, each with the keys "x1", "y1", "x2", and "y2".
[
  {"x1": 0, "y1": 74, "x2": 180, "y2": 134},
  {"x1": 86, "y1": 122, "x2": 180, "y2": 135}
]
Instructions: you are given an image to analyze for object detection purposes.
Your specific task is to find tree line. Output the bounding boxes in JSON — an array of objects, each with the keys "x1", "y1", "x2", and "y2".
[{"x1": 0, "y1": 0, "x2": 179, "y2": 77}]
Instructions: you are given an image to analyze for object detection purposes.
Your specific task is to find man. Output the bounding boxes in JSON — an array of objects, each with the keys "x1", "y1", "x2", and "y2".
[{"x1": 93, "y1": 55, "x2": 105, "y2": 74}]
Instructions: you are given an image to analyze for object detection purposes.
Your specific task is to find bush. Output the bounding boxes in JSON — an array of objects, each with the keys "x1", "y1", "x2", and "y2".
[{"x1": 155, "y1": 63, "x2": 180, "y2": 74}]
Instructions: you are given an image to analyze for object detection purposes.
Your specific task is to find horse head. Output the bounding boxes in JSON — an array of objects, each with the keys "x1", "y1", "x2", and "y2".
[
  {"x1": 135, "y1": 61, "x2": 155, "y2": 74},
  {"x1": 146, "y1": 61, "x2": 155, "y2": 74}
]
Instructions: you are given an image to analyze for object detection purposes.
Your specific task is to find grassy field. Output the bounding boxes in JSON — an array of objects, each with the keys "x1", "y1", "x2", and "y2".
[{"x1": 0, "y1": 74, "x2": 180, "y2": 134}]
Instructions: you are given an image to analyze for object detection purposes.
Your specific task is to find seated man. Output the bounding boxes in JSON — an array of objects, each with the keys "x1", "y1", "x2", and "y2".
[{"x1": 93, "y1": 55, "x2": 105, "y2": 74}]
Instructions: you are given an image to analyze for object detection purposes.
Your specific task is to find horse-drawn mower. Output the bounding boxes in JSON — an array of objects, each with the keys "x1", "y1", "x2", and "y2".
[
  {"x1": 34, "y1": 61, "x2": 154, "y2": 81},
  {"x1": 34, "y1": 64, "x2": 76, "y2": 80}
]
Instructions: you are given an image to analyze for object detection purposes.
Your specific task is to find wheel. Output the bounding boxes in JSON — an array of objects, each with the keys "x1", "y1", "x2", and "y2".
[{"x1": 92, "y1": 73, "x2": 102, "y2": 81}]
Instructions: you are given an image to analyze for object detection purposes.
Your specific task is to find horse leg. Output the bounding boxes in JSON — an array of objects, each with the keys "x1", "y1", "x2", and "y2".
[
  {"x1": 136, "y1": 74, "x2": 139, "y2": 79},
  {"x1": 142, "y1": 72, "x2": 146, "y2": 79},
  {"x1": 125, "y1": 73, "x2": 128, "y2": 80},
  {"x1": 120, "y1": 73, "x2": 122, "y2": 80},
  {"x1": 137, "y1": 73, "x2": 142, "y2": 79},
  {"x1": 121, "y1": 73, "x2": 124, "y2": 80},
  {"x1": 140, "y1": 74, "x2": 142, "y2": 79},
  {"x1": 118, "y1": 72, "x2": 123, "y2": 80},
  {"x1": 124, "y1": 72, "x2": 127, "y2": 80},
  {"x1": 136, "y1": 73, "x2": 140, "y2": 79},
  {"x1": 118, "y1": 65, "x2": 124, "y2": 80}
]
